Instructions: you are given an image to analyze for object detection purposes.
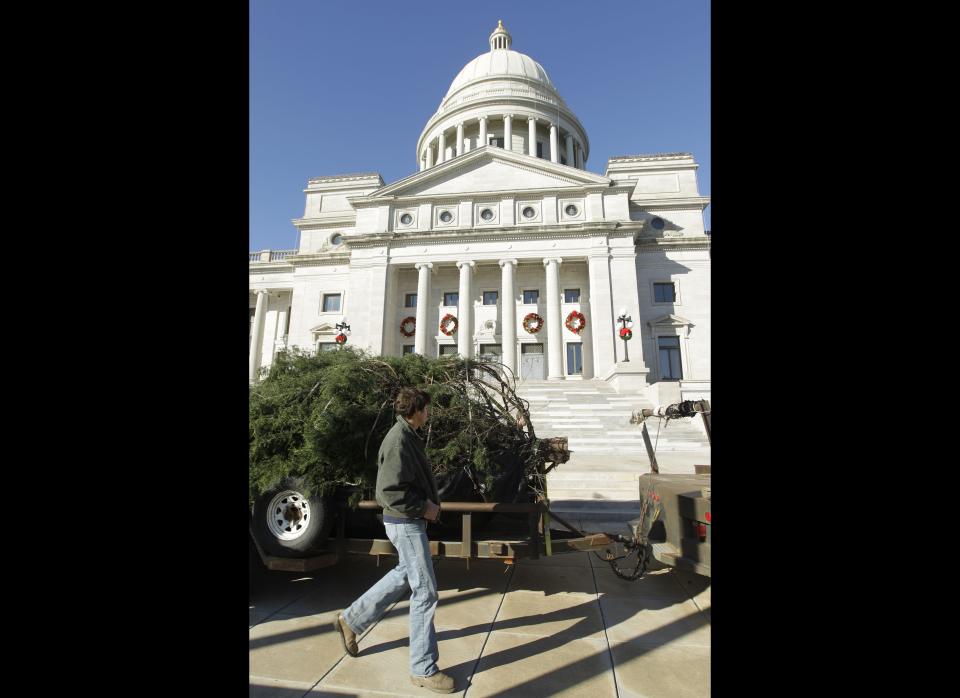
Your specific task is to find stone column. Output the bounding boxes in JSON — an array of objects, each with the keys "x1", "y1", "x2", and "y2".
[
  {"x1": 456, "y1": 122, "x2": 464, "y2": 157},
  {"x1": 499, "y1": 259, "x2": 518, "y2": 376},
  {"x1": 566, "y1": 134, "x2": 574, "y2": 167},
  {"x1": 549, "y1": 123, "x2": 559, "y2": 163},
  {"x1": 528, "y1": 117, "x2": 537, "y2": 156},
  {"x1": 456, "y1": 261, "x2": 475, "y2": 358},
  {"x1": 419, "y1": 156, "x2": 425, "y2": 172},
  {"x1": 249, "y1": 289, "x2": 268, "y2": 382},
  {"x1": 438, "y1": 131, "x2": 446, "y2": 164},
  {"x1": 543, "y1": 258, "x2": 564, "y2": 379},
  {"x1": 414, "y1": 262, "x2": 433, "y2": 355},
  {"x1": 426, "y1": 144, "x2": 434, "y2": 169},
  {"x1": 478, "y1": 116, "x2": 487, "y2": 148},
  {"x1": 503, "y1": 115, "x2": 513, "y2": 151}
]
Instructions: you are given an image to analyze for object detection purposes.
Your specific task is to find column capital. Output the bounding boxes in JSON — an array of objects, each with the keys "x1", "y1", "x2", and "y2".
[
  {"x1": 498, "y1": 258, "x2": 519, "y2": 268},
  {"x1": 414, "y1": 262, "x2": 434, "y2": 272},
  {"x1": 542, "y1": 257, "x2": 563, "y2": 267},
  {"x1": 478, "y1": 115, "x2": 487, "y2": 122},
  {"x1": 528, "y1": 115, "x2": 537, "y2": 122},
  {"x1": 503, "y1": 113, "x2": 514, "y2": 119},
  {"x1": 456, "y1": 260, "x2": 476, "y2": 270}
]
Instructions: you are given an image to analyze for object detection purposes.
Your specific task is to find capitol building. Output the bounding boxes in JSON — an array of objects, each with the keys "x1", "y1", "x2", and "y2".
[{"x1": 249, "y1": 20, "x2": 710, "y2": 406}]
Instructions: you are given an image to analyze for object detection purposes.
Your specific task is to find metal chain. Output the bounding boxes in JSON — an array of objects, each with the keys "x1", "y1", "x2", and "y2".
[{"x1": 594, "y1": 540, "x2": 652, "y2": 581}]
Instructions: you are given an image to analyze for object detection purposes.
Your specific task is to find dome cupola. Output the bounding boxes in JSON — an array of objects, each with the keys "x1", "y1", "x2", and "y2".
[{"x1": 416, "y1": 21, "x2": 589, "y2": 172}]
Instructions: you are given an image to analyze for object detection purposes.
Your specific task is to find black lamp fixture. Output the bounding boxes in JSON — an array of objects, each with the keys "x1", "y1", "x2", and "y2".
[{"x1": 617, "y1": 307, "x2": 632, "y2": 362}]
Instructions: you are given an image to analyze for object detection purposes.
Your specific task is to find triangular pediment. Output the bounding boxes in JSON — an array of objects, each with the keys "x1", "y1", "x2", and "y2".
[
  {"x1": 369, "y1": 146, "x2": 612, "y2": 199},
  {"x1": 648, "y1": 314, "x2": 692, "y2": 327},
  {"x1": 309, "y1": 322, "x2": 337, "y2": 334}
]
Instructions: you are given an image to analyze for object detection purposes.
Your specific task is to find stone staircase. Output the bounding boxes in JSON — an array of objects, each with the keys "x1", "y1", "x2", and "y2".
[{"x1": 516, "y1": 379, "x2": 710, "y2": 527}]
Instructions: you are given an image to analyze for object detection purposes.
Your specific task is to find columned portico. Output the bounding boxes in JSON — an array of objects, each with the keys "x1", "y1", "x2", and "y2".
[
  {"x1": 249, "y1": 289, "x2": 268, "y2": 382},
  {"x1": 498, "y1": 258, "x2": 518, "y2": 375},
  {"x1": 456, "y1": 260, "x2": 475, "y2": 358},
  {"x1": 543, "y1": 258, "x2": 564, "y2": 379},
  {"x1": 414, "y1": 262, "x2": 433, "y2": 355}
]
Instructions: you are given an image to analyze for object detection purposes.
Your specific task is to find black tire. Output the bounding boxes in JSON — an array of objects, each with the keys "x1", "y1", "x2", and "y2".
[{"x1": 251, "y1": 477, "x2": 332, "y2": 557}]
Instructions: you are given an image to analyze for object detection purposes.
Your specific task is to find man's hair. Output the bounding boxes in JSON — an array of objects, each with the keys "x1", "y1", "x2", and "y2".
[{"x1": 395, "y1": 387, "x2": 431, "y2": 418}]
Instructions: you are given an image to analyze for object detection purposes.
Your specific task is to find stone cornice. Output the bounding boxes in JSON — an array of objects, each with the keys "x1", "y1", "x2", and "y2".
[
  {"x1": 343, "y1": 222, "x2": 632, "y2": 248},
  {"x1": 286, "y1": 252, "x2": 351, "y2": 267},
  {"x1": 608, "y1": 153, "x2": 693, "y2": 162},
  {"x1": 636, "y1": 235, "x2": 712, "y2": 251},
  {"x1": 248, "y1": 261, "x2": 295, "y2": 272},
  {"x1": 627, "y1": 196, "x2": 711, "y2": 210},
  {"x1": 306, "y1": 173, "x2": 384, "y2": 185},
  {"x1": 292, "y1": 216, "x2": 356, "y2": 230}
]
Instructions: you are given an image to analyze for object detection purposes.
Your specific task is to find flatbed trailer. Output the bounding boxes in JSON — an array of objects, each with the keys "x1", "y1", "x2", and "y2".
[{"x1": 250, "y1": 500, "x2": 624, "y2": 573}]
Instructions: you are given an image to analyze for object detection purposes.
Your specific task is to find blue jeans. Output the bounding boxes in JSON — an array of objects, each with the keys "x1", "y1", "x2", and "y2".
[{"x1": 342, "y1": 519, "x2": 440, "y2": 677}]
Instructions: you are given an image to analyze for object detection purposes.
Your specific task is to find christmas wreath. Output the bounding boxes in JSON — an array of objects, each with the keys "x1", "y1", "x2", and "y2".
[
  {"x1": 565, "y1": 310, "x2": 586, "y2": 334},
  {"x1": 522, "y1": 312, "x2": 544, "y2": 334},
  {"x1": 400, "y1": 316, "x2": 416, "y2": 337},
  {"x1": 440, "y1": 313, "x2": 458, "y2": 336},
  {"x1": 619, "y1": 327, "x2": 633, "y2": 341},
  {"x1": 335, "y1": 332, "x2": 348, "y2": 345}
]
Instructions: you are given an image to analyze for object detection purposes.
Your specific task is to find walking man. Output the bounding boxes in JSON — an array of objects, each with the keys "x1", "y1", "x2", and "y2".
[{"x1": 334, "y1": 387, "x2": 455, "y2": 694}]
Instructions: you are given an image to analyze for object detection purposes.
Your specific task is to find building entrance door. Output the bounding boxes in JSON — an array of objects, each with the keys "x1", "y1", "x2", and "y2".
[{"x1": 520, "y1": 343, "x2": 545, "y2": 379}]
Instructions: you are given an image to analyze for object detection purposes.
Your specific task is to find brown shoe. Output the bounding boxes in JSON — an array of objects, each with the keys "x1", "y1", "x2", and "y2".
[
  {"x1": 410, "y1": 670, "x2": 455, "y2": 694},
  {"x1": 333, "y1": 613, "x2": 358, "y2": 657}
]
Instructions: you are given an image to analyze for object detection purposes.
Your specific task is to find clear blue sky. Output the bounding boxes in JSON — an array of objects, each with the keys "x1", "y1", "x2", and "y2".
[{"x1": 250, "y1": 0, "x2": 710, "y2": 251}]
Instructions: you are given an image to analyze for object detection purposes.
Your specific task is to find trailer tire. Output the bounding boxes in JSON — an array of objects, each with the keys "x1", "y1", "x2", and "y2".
[{"x1": 251, "y1": 477, "x2": 332, "y2": 557}]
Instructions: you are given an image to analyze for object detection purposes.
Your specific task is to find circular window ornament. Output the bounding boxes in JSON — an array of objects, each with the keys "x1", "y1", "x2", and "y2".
[
  {"x1": 480, "y1": 208, "x2": 494, "y2": 221},
  {"x1": 565, "y1": 204, "x2": 579, "y2": 216},
  {"x1": 330, "y1": 233, "x2": 343, "y2": 246},
  {"x1": 439, "y1": 210, "x2": 453, "y2": 223},
  {"x1": 651, "y1": 217, "x2": 665, "y2": 230},
  {"x1": 522, "y1": 206, "x2": 536, "y2": 219},
  {"x1": 400, "y1": 213, "x2": 413, "y2": 225}
]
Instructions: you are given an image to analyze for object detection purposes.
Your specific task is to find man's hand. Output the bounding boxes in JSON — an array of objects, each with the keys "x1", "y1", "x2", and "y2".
[{"x1": 423, "y1": 500, "x2": 441, "y2": 522}]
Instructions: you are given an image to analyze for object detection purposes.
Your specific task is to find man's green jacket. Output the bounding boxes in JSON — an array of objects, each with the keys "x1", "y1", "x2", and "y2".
[{"x1": 375, "y1": 415, "x2": 439, "y2": 519}]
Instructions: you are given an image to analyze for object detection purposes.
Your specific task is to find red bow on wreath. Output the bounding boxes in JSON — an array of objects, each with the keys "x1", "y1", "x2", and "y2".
[
  {"x1": 335, "y1": 332, "x2": 348, "y2": 344},
  {"x1": 619, "y1": 327, "x2": 633, "y2": 341}
]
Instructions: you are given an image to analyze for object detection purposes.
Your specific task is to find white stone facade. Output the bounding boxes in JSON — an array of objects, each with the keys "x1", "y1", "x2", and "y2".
[{"x1": 250, "y1": 22, "x2": 710, "y2": 400}]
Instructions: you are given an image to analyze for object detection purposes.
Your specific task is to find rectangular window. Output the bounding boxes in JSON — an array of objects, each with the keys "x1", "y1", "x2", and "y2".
[
  {"x1": 322, "y1": 293, "x2": 341, "y2": 312},
  {"x1": 482, "y1": 291, "x2": 498, "y2": 305},
  {"x1": 658, "y1": 336, "x2": 683, "y2": 380},
  {"x1": 489, "y1": 136, "x2": 504, "y2": 148},
  {"x1": 405, "y1": 293, "x2": 417, "y2": 308},
  {"x1": 521, "y1": 343, "x2": 544, "y2": 354},
  {"x1": 654, "y1": 282, "x2": 676, "y2": 303},
  {"x1": 317, "y1": 342, "x2": 338, "y2": 353},
  {"x1": 480, "y1": 344, "x2": 502, "y2": 357},
  {"x1": 523, "y1": 289, "x2": 539, "y2": 304},
  {"x1": 443, "y1": 292, "x2": 458, "y2": 306},
  {"x1": 536, "y1": 142, "x2": 543, "y2": 158},
  {"x1": 402, "y1": 345, "x2": 415, "y2": 355},
  {"x1": 439, "y1": 344, "x2": 458, "y2": 356},
  {"x1": 566, "y1": 343, "x2": 583, "y2": 375},
  {"x1": 564, "y1": 288, "x2": 581, "y2": 303}
]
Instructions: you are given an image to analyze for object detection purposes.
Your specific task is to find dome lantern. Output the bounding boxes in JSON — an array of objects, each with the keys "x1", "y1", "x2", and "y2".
[{"x1": 489, "y1": 19, "x2": 512, "y2": 51}]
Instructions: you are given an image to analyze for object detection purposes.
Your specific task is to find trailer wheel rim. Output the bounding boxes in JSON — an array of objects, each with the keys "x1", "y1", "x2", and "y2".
[{"x1": 265, "y1": 490, "x2": 312, "y2": 541}]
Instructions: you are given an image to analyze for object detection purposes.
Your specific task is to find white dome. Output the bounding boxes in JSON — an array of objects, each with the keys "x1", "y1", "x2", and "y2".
[{"x1": 443, "y1": 50, "x2": 555, "y2": 101}]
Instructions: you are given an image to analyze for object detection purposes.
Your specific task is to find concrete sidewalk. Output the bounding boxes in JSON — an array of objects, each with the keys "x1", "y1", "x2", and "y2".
[{"x1": 250, "y1": 547, "x2": 710, "y2": 697}]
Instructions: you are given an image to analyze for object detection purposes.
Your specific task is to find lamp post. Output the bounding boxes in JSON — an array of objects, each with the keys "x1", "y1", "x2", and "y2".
[
  {"x1": 335, "y1": 321, "x2": 351, "y2": 348},
  {"x1": 617, "y1": 307, "x2": 631, "y2": 362}
]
